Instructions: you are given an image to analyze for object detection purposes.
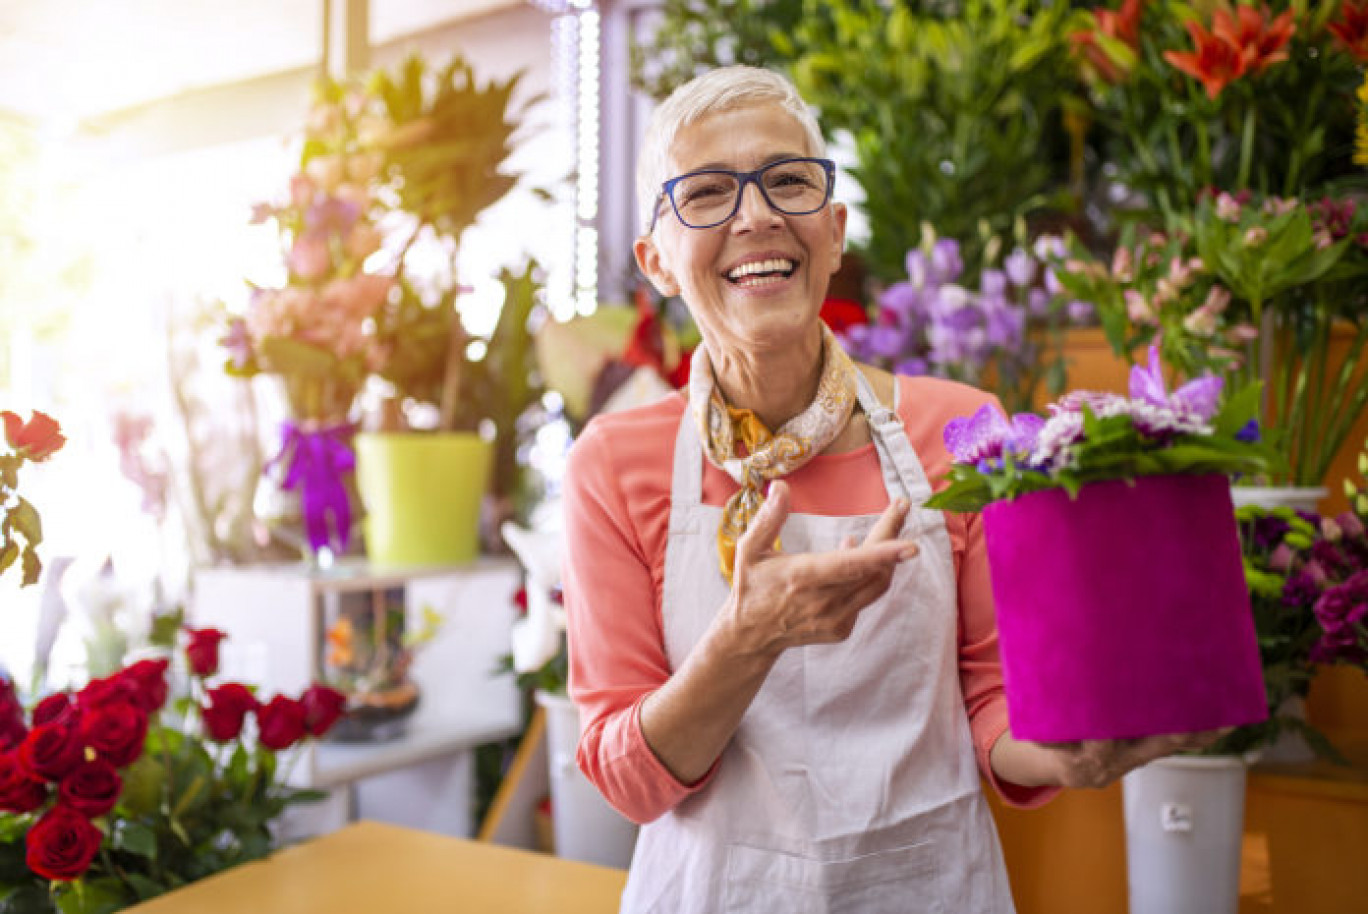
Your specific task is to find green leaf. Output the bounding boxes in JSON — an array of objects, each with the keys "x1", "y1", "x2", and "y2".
[
  {"x1": 111, "y1": 820, "x2": 157, "y2": 860},
  {"x1": 6, "y1": 498, "x2": 40, "y2": 546},
  {"x1": 122, "y1": 874, "x2": 165, "y2": 902}
]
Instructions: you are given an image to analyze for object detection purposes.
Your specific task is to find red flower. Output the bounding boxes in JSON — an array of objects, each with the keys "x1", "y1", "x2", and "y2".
[
  {"x1": 299, "y1": 684, "x2": 348, "y2": 737},
  {"x1": 185, "y1": 627, "x2": 227, "y2": 678},
  {"x1": 25, "y1": 805, "x2": 103, "y2": 881},
  {"x1": 1213, "y1": 3, "x2": 1295, "y2": 73},
  {"x1": 511, "y1": 586, "x2": 528, "y2": 616},
  {"x1": 17, "y1": 723, "x2": 83, "y2": 782},
  {"x1": 118, "y1": 658, "x2": 170, "y2": 713},
  {"x1": 0, "y1": 750, "x2": 48, "y2": 813},
  {"x1": 255, "y1": 695, "x2": 307, "y2": 751},
  {"x1": 77, "y1": 673, "x2": 143, "y2": 711},
  {"x1": 667, "y1": 347, "x2": 693, "y2": 389},
  {"x1": 1070, "y1": 0, "x2": 1145, "y2": 83},
  {"x1": 32, "y1": 693, "x2": 73, "y2": 727},
  {"x1": 819, "y1": 297, "x2": 870, "y2": 336},
  {"x1": 1330, "y1": 0, "x2": 1368, "y2": 61},
  {"x1": 201, "y1": 683, "x2": 259, "y2": 743},
  {"x1": 79, "y1": 703, "x2": 148, "y2": 769},
  {"x1": 0, "y1": 679, "x2": 26, "y2": 752},
  {"x1": 1164, "y1": 15, "x2": 1249, "y2": 99},
  {"x1": 0, "y1": 410, "x2": 66, "y2": 461},
  {"x1": 58, "y1": 758, "x2": 122, "y2": 818}
]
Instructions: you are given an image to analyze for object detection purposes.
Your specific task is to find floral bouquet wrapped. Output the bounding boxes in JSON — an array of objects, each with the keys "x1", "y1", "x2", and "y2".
[
  {"x1": 926, "y1": 347, "x2": 1282, "y2": 740},
  {"x1": 0, "y1": 627, "x2": 344, "y2": 913}
]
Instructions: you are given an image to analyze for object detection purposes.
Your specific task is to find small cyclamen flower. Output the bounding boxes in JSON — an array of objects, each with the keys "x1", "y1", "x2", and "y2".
[
  {"x1": 1215, "y1": 192, "x2": 1243, "y2": 221},
  {"x1": 1244, "y1": 226, "x2": 1269, "y2": 248}
]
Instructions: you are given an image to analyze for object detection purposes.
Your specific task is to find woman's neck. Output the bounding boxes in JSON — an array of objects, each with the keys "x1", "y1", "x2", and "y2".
[{"x1": 708, "y1": 330, "x2": 824, "y2": 431}]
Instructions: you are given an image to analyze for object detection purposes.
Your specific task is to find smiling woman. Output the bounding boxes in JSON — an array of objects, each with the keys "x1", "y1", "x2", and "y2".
[{"x1": 559, "y1": 65, "x2": 1230, "y2": 914}]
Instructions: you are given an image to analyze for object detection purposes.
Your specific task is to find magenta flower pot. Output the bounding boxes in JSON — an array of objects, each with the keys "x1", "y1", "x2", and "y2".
[{"x1": 982, "y1": 473, "x2": 1267, "y2": 742}]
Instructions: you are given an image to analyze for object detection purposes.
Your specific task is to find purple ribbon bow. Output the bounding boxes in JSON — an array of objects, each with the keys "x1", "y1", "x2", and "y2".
[{"x1": 269, "y1": 421, "x2": 356, "y2": 555}]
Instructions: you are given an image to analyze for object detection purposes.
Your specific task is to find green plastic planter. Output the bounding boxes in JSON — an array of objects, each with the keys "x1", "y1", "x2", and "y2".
[{"x1": 355, "y1": 432, "x2": 492, "y2": 566}]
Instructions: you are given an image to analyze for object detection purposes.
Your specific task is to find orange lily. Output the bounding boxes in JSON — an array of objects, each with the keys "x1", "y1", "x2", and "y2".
[
  {"x1": 1213, "y1": 3, "x2": 1296, "y2": 73},
  {"x1": 1, "y1": 410, "x2": 65, "y2": 462},
  {"x1": 1164, "y1": 17, "x2": 1248, "y2": 99},
  {"x1": 1330, "y1": 0, "x2": 1368, "y2": 62},
  {"x1": 1071, "y1": 0, "x2": 1146, "y2": 83}
]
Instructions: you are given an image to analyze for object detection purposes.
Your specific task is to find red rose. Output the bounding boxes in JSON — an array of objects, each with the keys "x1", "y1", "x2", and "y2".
[
  {"x1": 255, "y1": 695, "x2": 306, "y2": 751},
  {"x1": 79, "y1": 703, "x2": 148, "y2": 769},
  {"x1": 299, "y1": 684, "x2": 347, "y2": 737},
  {"x1": 201, "y1": 683, "x2": 258, "y2": 743},
  {"x1": 0, "y1": 678, "x2": 25, "y2": 751},
  {"x1": 119, "y1": 658, "x2": 170, "y2": 713},
  {"x1": 32, "y1": 693, "x2": 73, "y2": 727},
  {"x1": 18, "y1": 723, "x2": 83, "y2": 782},
  {"x1": 77, "y1": 674, "x2": 142, "y2": 711},
  {"x1": 25, "y1": 805, "x2": 102, "y2": 881},
  {"x1": 819, "y1": 296, "x2": 870, "y2": 336},
  {"x1": 58, "y1": 758, "x2": 122, "y2": 818},
  {"x1": 0, "y1": 751, "x2": 48, "y2": 813},
  {"x1": 1, "y1": 410, "x2": 66, "y2": 462},
  {"x1": 184, "y1": 627, "x2": 227, "y2": 678}
]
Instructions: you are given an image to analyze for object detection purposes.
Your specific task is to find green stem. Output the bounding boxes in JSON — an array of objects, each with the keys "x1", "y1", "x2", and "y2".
[
  {"x1": 1195, "y1": 118, "x2": 1212, "y2": 192},
  {"x1": 1236, "y1": 103, "x2": 1257, "y2": 193},
  {"x1": 1315, "y1": 321, "x2": 1368, "y2": 484}
]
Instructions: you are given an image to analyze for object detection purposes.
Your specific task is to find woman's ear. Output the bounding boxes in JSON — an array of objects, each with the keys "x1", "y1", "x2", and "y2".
[
  {"x1": 827, "y1": 202, "x2": 848, "y2": 276},
  {"x1": 634, "y1": 235, "x2": 680, "y2": 297}
]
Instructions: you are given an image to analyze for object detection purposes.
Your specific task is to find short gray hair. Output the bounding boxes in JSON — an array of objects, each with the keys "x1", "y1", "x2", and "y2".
[{"x1": 635, "y1": 66, "x2": 826, "y2": 233}]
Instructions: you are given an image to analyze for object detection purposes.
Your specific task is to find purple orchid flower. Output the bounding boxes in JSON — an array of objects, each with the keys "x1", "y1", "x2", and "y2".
[
  {"x1": 1129, "y1": 346, "x2": 1223, "y2": 421},
  {"x1": 944, "y1": 404, "x2": 1043, "y2": 465},
  {"x1": 878, "y1": 281, "x2": 922, "y2": 319}
]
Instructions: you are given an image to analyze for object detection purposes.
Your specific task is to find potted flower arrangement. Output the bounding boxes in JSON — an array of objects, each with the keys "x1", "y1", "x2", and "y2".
[
  {"x1": 221, "y1": 114, "x2": 394, "y2": 561},
  {"x1": 926, "y1": 346, "x2": 1280, "y2": 739},
  {"x1": 0, "y1": 626, "x2": 345, "y2": 913},
  {"x1": 840, "y1": 235, "x2": 1096, "y2": 414},
  {"x1": 299, "y1": 54, "x2": 545, "y2": 565}
]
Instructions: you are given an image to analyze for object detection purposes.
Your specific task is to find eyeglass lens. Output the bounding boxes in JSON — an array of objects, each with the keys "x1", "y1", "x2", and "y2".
[{"x1": 671, "y1": 160, "x2": 830, "y2": 228}]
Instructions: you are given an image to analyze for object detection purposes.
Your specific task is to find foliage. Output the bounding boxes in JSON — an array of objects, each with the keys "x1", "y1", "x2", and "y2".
[
  {"x1": 925, "y1": 346, "x2": 1282, "y2": 511},
  {"x1": 0, "y1": 411, "x2": 66, "y2": 588},
  {"x1": 1055, "y1": 190, "x2": 1368, "y2": 484},
  {"x1": 0, "y1": 630, "x2": 343, "y2": 914},
  {"x1": 1071, "y1": 0, "x2": 1365, "y2": 225},
  {"x1": 1216, "y1": 488, "x2": 1368, "y2": 757},
  {"x1": 633, "y1": 0, "x2": 1083, "y2": 280}
]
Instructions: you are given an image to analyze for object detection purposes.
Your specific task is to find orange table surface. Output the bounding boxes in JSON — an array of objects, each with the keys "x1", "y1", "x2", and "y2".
[{"x1": 126, "y1": 821, "x2": 627, "y2": 914}]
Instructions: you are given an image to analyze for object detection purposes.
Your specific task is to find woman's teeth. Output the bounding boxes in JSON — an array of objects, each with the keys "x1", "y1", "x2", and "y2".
[{"x1": 725, "y1": 258, "x2": 796, "y2": 287}]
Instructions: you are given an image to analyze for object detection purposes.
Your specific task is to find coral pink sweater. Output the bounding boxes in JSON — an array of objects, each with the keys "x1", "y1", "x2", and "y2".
[{"x1": 562, "y1": 375, "x2": 1058, "y2": 825}]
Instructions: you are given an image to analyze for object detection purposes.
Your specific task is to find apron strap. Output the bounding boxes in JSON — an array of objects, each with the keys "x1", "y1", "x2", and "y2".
[
  {"x1": 670, "y1": 406, "x2": 705, "y2": 529},
  {"x1": 853, "y1": 371, "x2": 933, "y2": 507}
]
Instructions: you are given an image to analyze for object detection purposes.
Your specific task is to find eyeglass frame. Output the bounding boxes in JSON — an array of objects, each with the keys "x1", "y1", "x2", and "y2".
[{"x1": 649, "y1": 156, "x2": 837, "y2": 231}]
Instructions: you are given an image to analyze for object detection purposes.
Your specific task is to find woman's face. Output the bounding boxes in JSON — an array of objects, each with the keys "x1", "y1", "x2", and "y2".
[{"x1": 635, "y1": 104, "x2": 847, "y2": 358}]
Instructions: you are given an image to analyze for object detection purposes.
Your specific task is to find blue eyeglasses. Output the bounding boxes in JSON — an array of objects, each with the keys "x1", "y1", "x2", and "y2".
[{"x1": 650, "y1": 157, "x2": 836, "y2": 231}]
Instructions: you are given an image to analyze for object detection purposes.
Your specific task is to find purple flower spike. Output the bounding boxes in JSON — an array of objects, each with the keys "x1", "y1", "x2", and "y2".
[
  {"x1": 1004, "y1": 248, "x2": 1035, "y2": 287},
  {"x1": 944, "y1": 403, "x2": 1012, "y2": 464},
  {"x1": 905, "y1": 249, "x2": 929, "y2": 288},
  {"x1": 1129, "y1": 346, "x2": 1170, "y2": 407},
  {"x1": 930, "y1": 239, "x2": 964, "y2": 285}
]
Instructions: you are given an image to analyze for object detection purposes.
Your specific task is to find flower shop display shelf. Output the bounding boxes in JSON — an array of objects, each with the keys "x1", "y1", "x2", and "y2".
[{"x1": 190, "y1": 558, "x2": 523, "y2": 838}]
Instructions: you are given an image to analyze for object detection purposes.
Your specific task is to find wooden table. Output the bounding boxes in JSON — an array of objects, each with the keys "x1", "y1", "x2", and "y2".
[{"x1": 126, "y1": 822, "x2": 628, "y2": 914}]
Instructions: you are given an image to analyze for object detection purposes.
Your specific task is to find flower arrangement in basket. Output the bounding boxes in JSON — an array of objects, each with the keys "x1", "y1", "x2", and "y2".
[
  {"x1": 0, "y1": 627, "x2": 344, "y2": 913},
  {"x1": 926, "y1": 346, "x2": 1282, "y2": 741}
]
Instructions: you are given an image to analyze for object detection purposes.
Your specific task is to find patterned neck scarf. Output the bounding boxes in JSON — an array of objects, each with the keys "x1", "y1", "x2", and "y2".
[{"x1": 688, "y1": 323, "x2": 858, "y2": 584}]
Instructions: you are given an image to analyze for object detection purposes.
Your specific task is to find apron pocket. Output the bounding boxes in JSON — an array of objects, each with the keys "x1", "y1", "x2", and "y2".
[{"x1": 723, "y1": 839, "x2": 943, "y2": 914}]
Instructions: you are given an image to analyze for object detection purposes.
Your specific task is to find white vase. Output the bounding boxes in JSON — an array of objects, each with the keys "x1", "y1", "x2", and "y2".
[
  {"x1": 1229, "y1": 485, "x2": 1327, "y2": 513},
  {"x1": 1122, "y1": 755, "x2": 1247, "y2": 914},
  {"x1": 535, "y1": 690, "x2": 638, "y2": 868}
]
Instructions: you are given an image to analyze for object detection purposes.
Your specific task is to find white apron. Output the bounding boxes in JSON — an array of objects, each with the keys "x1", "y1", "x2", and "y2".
[{"x1": 619, "y1": 373, "x2": 1015, "y2": 914}]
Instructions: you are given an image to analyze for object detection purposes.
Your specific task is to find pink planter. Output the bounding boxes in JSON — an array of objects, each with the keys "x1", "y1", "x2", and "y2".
[{"x1": 982, "y1": 473, "x2": 1267, "y2": 742}]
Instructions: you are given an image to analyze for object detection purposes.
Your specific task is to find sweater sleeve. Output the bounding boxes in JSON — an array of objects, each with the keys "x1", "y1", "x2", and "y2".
[{"x1": 562, "y1": 417, "x2": 716, "y2": 824}]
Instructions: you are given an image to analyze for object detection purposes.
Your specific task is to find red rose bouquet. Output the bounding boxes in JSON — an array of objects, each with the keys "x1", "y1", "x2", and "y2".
[{"x1": 0, "y1": 628, "x2": 344, "y2": 913}]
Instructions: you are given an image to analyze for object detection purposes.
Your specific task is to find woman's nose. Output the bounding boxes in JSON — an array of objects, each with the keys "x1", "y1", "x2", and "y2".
[{"x1": 732, "y1": 181, "x2": 782, "y2": 230}]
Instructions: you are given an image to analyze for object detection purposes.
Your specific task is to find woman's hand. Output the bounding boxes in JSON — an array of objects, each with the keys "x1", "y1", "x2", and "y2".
[
  {"x1": 638, "y1": 480, "x2": 918, "y2": 786},
  {"x1": 725, "y1": 480, "x2": 920, "y2": 657},
  {"x1": 990, "y1": 728, "x2": 1232, "y2": 789}
]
